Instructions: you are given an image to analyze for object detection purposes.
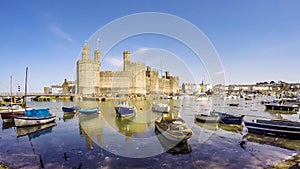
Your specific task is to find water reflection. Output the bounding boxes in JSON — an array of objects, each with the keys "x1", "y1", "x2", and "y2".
[
  {"x1": 218, "y1": 123, "x2": 243, "y2": 134},
  {"x1": 62, "y1": 113, "x2": 77, "y2": 122},
  {"x1": 243, "y1": 133, "x2": 300, "y2": 151},
  {"x1": 115, "y1": 117, "x2": 148, "y2": 140},
  {"x1": 16, "y1": 122, "x2": 56, "y2": 139},
  {"x1": 79, "y1": 114, "x2": 103, "y2": 149},
  {"x1": 1, "y1": 97, "x2": 299, "y2": 168},
  {"x1": 194, "y1": 119, "x2": 219, "y2": 131},
  {"x1": 79, "y1": 123, "x2": 94, "y2": 149},
  {"x1": 2, "y1": 120, "x2": 14, "y2": 130},
  {"x1": 154, "y1": 128, "x2": 192, "y2": 155}
]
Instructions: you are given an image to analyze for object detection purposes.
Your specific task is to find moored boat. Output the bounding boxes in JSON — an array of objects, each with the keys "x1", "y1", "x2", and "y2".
[
  {"x1": 210, "y1": 111, "x2": 244, "y2": 125},
  {"x1": 228, "y1": 103, "x2": 239, "y2": 107},
  {"x1": 14, "y1": 108, "x2": 56, "y2": 127},
  {"x1": 1, "y1": 111, "x2": 25, "y2": 122},
  {"x1": 244, "y1": 119, "x2": 300, "y2": 139},
  {"x1": 155, "y1": 117, "x2": 192, "y2": 142},
  {"x1": 115, "y1": 105, "x2": 136, "y2": 118},
  {"x1": 152, "y1": 102, "x2": 170, "y2": 113},
  {"x1": 265, "y1": 98, "x2": 299, "y2": 111},
  {"x1": 62, "y1": 106, "x2": 80, "y2": 113},
  {"x1": 79, "y1": 107, "x2": 100, "y2": 114},
  {"x1": 196, "y1": 93, "x2": 209, "y2": 101},
  {"x1": 194, "y1": 113, "x2": 219, "y2": 123},
  {"x1": 245, "y1": 94, "x2": 254, "y2": 100},
  {"x1": 265, "y1": 103, "x2": 298, "y2": 111}
]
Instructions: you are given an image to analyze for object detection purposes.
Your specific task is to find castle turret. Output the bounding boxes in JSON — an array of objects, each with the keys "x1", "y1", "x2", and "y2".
[
  {"x1": 94, "y1": 38, "x2": 101, "y2": 63},
  {"x1": 62, "y1": 78, "x2": 69, "y2": 94},
  {"x1": 123, "y1": 51, "x2": 130, "y2": 71},
  {"x1": 94, "y1": 50, "x2": 101, "y2": 63},
  {"x1": 77, "y1": 40, "x2": 100, "y2": 96},
  {"x1": 82, "y1": 40, "x2": 90, "y2": 61}
]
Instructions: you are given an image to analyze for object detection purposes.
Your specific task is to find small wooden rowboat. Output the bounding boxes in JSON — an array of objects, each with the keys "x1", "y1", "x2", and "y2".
[
  {"x1": 152, "y1": 102, "x2": 170, "y2": 113},
  {"x1": 194, "y1": 113, "x2": 219, "y2": 123},
  {"x1": 155, "y1": 117, "x2": 192, "y2": 142},
  {"x1": 14, "y1": 115, "x2": 56, "y2": 127}
]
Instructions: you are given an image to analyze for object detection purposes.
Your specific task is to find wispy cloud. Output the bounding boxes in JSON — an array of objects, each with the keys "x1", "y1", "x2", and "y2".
[
  {"x1": 134, "y1": 47, "x2": 151, "y2": 55},
  {"x1": 106, "y1": 57, "x2": 123, "y2": 67},
  {"x1": 214, "y1": 70, "x2": 225, "y2": 75},
  {"x1": 48, "y1": 23, "x2": 73, "y2": 42}
]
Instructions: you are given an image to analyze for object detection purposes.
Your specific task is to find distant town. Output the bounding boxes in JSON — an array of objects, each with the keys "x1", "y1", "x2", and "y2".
[{"x1": 42, "y1": 79, "x2": 300, "y2": 98}]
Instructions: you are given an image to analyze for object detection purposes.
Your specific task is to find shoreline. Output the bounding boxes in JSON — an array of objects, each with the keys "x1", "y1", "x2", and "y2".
[
  {"x1": 267, "y1": 154, "x2": 300, "y2": 169},
  {"x1": 0, "y1": 162, "x2": 11, "y2": 169},
  {"x1": 1, "y1": 154, "x2": 299, "y2": 169}
]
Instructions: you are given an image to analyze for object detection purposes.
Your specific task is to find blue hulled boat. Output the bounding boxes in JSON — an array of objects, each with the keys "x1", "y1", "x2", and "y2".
[
  {"x1": 115, "y1": 105, "x2": 136, "y2": 118},
  {"x1": 210, "y1": 111, "x2": 244, "y2": 125},
  {"x1": 79, "y1": 107, "x2": 100, "y2": 114},
  {"x1": 244, "y1": 119, "x2": 300, "y2": 139},
  {"x1": 62, "y1": 106, "x2": 80, "y2": 113}
]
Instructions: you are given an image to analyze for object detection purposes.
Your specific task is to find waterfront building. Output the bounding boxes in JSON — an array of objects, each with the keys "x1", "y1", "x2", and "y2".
[
  {"x1": 76, "y1": 41, "x2": 179, "y2": 97},
  {"x1": 44, "y1": 79, "x2": 76, "y2": 94},
  {"x1": 182, "y1": 82, "x2": 212, "y2": 95}
]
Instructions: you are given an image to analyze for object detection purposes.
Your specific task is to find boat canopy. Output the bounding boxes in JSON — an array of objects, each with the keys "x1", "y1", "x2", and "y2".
[{"x1": 25, "y1": 109, "x2": 51, "y2": 117}]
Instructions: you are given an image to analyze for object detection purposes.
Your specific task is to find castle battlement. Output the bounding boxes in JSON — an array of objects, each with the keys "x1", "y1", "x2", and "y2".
[{"x1": 76, "y1": 40, "x2": 179, "y2": 97}]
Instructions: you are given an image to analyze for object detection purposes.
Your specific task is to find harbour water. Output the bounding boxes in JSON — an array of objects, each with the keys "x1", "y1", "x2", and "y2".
[{"x1": 0, "y1": 96, "x2": 299, "y2": 169}]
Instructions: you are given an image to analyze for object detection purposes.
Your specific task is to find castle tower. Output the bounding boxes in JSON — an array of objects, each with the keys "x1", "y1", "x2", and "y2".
[
  {"x1": 94, "y1": 38, "x2": 101, "y2": 63},
  {"x1": 82, "y1": 40, "x2": 90, "y2": 61},
  {"x1": 94, "y1": 50, "x2": 101, "y2": 63},
  {"x1": 62, "y1": 78, "x2": 69, "y2": 94},
  {"x1": 77, "y1": 40, "x2": 100, "y2": 96},
  {"x1": 123, "y1": 51, "x2": 130, "y2": 72}
]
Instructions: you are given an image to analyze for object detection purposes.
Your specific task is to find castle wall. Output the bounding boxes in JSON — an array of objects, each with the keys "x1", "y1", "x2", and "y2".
[
  {"x1": 146, "y1": 66, "x2": 161, "y2": 94},
  {"x1": 99, "y1": 71, "x2": 132, "y2": 96},
  {"x1": 77, "y1": 42, "x2": 100, "y2": 96},
  {"x1": 76, "y1": 42, "x2": 179, "y2": 97},
  {"x1": 77, "y1": 60, "x2": 99, "y2": 96}
]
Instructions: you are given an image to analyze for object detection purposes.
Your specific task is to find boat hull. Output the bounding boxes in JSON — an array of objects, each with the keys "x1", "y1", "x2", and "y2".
[
  {"x1": 194, "y1": 114, "x2": 219, "y2": 123},
  {"x1": 219, "y1": 117, "x2": 243, "y2": 125},
  {"x1": 1, "y1": 111, "x2": 25, "y2": 121},
  {"x1": 115, "y1": 106, "x2": 136, "y2": 118},
  {"x1": 245, "y1": 119, "x2": 300, "y2": 139},
  {"x1": 265, "y1": 104, "x2": 299, "y2": 111},
  {"x1": 152, "y1": 103, "x2": 170, "y2": 113},
  {"x1": 14, "y1": 115, "x2": 56, "y2": 127},
  {"x1": 79, "y1": 107, "x2": 100, "y2": 114},
  {"x1": 210, "y1": 111, "x2": 244, "y2": 125},
  {"x1": 62, "y1": 106, "x2": 80, "y2": 113},
  {"x1": 155, "y1": 122, "x2": 191, "y2": 142},
  {"x1": 228, "y1": 103, "x2": 239, "y2": 107}
]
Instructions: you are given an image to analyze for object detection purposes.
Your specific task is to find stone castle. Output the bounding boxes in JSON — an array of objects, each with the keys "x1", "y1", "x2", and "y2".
[{"x1": 76, "y1": 41, "x2": 179, "y2": 97}]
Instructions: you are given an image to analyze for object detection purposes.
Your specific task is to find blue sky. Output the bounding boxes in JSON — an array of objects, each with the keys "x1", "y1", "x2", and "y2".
[{"x1": 0, "y1": 0, "x2": 300, "y2": 92}]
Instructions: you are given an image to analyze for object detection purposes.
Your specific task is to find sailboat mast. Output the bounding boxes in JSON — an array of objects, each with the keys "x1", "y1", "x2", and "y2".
[
  {"x1": 24, "y1": 67, "x2": 28, "y2": 108},
  {"x1": 10, "y1": 76, "x2": 12, "y2": 106}
]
